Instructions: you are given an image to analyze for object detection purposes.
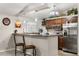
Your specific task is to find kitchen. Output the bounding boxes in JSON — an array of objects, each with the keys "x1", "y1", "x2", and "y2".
[{"x1": 0, "y1": 3, "x2": 78, "y2": 56}]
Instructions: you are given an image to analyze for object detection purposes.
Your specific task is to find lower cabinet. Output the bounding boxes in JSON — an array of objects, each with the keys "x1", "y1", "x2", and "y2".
[{"x1": 58, "y1": 36, "x2": 64, "y2": 50}]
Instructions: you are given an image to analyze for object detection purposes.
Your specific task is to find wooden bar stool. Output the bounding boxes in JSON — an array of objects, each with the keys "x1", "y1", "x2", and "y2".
[{"x1": 13, "y1": 30, "x2": 36, "y2": 56}]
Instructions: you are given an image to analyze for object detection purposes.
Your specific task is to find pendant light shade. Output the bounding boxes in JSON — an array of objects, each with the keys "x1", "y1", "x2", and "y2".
[{"x1": 50, "y1": 5, "x2": 59, "y2": 17}]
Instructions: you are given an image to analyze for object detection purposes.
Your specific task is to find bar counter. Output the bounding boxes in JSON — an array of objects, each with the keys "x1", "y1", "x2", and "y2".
[
  {"x1": 12, "y1": 33, "x2": 60, "y2": 37},
  {"x1": 12, "y1": 33, "x2": 58, "y2": 56}
]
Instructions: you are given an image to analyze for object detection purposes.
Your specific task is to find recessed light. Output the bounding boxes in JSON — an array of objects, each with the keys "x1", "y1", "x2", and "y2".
[{"x1": 35, "y1": 18, "x2": 37, "y2": 22}]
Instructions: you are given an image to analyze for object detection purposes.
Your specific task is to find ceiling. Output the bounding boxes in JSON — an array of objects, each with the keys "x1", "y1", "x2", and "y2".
[
  {"x1": 0, "y1": 3, "x2": 77, "y2": 18},
  {"x1": 0, "y1": 3, "x2": 27, "y2": 16}
]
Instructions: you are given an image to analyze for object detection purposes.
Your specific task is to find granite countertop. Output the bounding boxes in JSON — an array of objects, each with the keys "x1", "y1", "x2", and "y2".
[{"x1": 12, "y1": 33, "x2": 62, "y2": 37}]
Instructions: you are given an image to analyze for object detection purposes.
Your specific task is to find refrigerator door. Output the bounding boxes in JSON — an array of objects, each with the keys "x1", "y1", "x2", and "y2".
[{"x1": 63, "y1": 31, "x2": 78, "y2": 53}]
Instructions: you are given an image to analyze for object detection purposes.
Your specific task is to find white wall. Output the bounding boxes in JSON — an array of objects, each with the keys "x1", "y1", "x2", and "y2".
[
  {"x1": 16, "y1": 16, "x2": 42, "y2": 33},
  {"x1": 0, "y1": 15, "x2": 17, "y2": 51},
  {"x1": 78, "y1": 4, "x2": 79, "y2": 55},
  {"x1": 0, "y1": 15, "x2": 42, "y2": 51}
]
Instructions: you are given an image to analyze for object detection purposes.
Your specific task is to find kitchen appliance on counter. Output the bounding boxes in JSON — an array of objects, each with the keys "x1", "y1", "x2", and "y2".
[
  {"x1": 63, "y1": 23, "x2": 78, "y2": 54},
  {"x1": 47, "y1": 24, "x2": 63, "y2": 35},
  {"x1": 39, "y1": 26, "x2": 49, "y2": 36},
  {"x1": 52, "y1": 25, "x2": 62, "y2": 31}
]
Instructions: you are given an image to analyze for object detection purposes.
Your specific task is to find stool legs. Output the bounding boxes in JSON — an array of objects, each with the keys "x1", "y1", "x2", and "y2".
[
  {"x1": 24, "y1": 49, "x2": 26, "y2": 56},
  {"x1": 23, "y1": 46, "x2": 26, "y2": 56},
  {"x1": 33, "y1": 49, "x2": 34, "y2": 56},
  {"x1": 15, "y1": 46, "x2": 36, "y2": 56},
  {"x1": 15, "y1": 46, "x2": 17, "y2": 56},
  {"x1": 33, "y1": 48, "x2": 36, "y2": 56},
  {"x1": 34, "y1": 48, "x2": 36, "y2": 56}
]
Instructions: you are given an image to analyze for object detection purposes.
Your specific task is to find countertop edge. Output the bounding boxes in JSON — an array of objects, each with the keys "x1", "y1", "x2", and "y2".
[{"x1": 12, "y1": 33, "x2": 62, "y2": 37}]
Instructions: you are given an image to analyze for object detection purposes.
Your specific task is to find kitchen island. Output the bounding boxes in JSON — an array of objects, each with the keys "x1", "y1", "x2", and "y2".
[{"x1": 12, "y1": 33, "x2": 58, "y2": 56}]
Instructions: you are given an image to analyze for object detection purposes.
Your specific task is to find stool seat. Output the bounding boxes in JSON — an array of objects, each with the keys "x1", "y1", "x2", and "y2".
[
  {"x1": 25, "y1": 45, "x2": 36, "y2": 49},
  {"x1": 16, "y1": 43, "x2": 24, "y2": 46}
]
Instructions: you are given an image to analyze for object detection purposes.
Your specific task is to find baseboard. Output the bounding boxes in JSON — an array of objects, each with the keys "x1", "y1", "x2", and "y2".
[
  {"x1": 0, "y1": 48, "x2": 15, "y2": 52},
  {"x1": 0, "y1": 48, "x2": 22, "y2": 53}
]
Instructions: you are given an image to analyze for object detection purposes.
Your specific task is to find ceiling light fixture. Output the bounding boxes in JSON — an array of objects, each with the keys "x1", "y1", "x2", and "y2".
[
  {"x1": 50, "y1": 5, "x2": 59, "y2": 17},
  {"x1": 23, "y1": 20, "x2": 26, "y2": 24},
  {"x1": 35, "y1": 18, "x2": 38, "y2": 22}
]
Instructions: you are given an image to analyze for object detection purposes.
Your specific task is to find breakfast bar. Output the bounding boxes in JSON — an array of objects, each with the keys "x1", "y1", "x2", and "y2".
[{"x1": 12, "y1": 33, "x2": 58, "y2": 56}]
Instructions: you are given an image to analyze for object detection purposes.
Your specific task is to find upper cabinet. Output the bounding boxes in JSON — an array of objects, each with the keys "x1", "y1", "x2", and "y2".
[
  {"x1": 42, "y1": 18, "x2": 66, "y2": 30},
  {"x1": 42, "y1": 15, "x2": 78, "y2": 26},
  {"x1": 41, "y1": 15, "x2": 78, "y2": 29},
  {"x1": 69, "y1": 16, "x2": 78, "y2": 23},
  {"x1": 46, "y1": 18, "x2": 66, "y2": 26}
]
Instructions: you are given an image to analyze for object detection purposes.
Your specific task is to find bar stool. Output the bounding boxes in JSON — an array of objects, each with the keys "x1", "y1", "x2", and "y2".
[{"x1": 13, "y1": 30, "x2": 36, "y2": 56}]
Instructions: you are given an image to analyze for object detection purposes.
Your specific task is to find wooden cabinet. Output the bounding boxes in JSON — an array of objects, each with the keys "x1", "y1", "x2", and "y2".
[
  {"x1": 46, "y1": 20, "x2": 55, "y2": 25},
  {"x1": 58, "y1": 36, "x2": 64, "y2": 50},
  {"x1": 46, "y1": 18, "x2": 65, "y2": 26},
  {"x1": 69, "y1": 16, "x2": 78, "y2": 23},
  {"x1": 45, "y1": 18, "x2": 66, "y2": 29}
]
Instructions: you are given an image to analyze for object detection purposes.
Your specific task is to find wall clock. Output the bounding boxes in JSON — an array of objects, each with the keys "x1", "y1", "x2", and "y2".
[{"x1": 2, "y1": 17, "x2": 11, "y2": 26}]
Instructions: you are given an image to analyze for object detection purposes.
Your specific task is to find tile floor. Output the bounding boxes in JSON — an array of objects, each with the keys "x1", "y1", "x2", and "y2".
[
  {"x1": 0, "y1": 50, "x2": 77, "y2": 56},
  {"x1": 58, "y1": 50, "x2": 77, "y2": 56},
  {"x1": 0, "y1": 50, "x2": 24, "y2": 56}
]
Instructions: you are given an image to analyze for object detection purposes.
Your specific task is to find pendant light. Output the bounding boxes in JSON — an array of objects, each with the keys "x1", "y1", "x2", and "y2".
[{"x1": 50, "y1": 5, "x2": 59, "y2": 17}]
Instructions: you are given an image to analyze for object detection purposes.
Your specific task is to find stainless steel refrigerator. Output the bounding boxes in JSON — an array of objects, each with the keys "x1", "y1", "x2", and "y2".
[{"x1": 63, "y1": 23, "x2": 78, "y2": 54}]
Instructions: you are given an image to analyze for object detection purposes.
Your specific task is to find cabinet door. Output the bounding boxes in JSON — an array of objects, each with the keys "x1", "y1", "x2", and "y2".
[
  {"x1": 56, "y1": 19, "x2": 61, "y2": 25},
  {"x1": 46, "y1": 20, "x2": 54, "y2": 26},
  {"x1": 58, "y1": 36, "x2": 64, "y2": 50},
  {"x1": 46, "y1": 18, "x2": 65, "y2": 26},
  {"x1": 56, "y1": 18, "x2": 65, "y2": 25},
  {"x1": 61, "y1": 18, "x2": 65, "y2": 24}
]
